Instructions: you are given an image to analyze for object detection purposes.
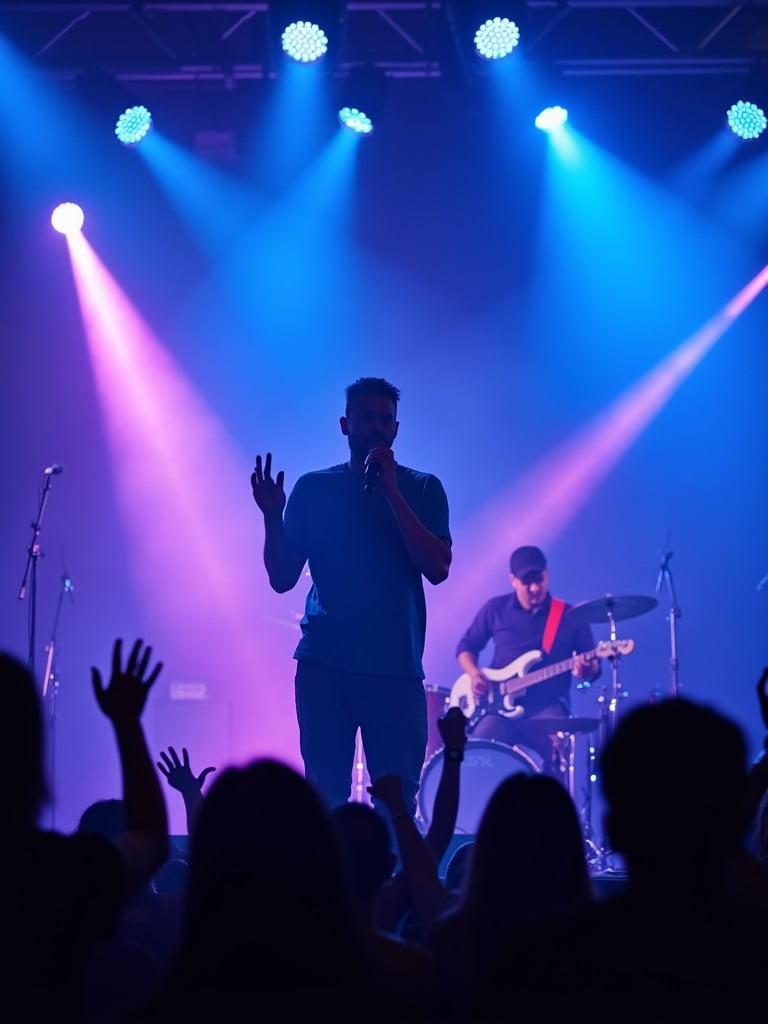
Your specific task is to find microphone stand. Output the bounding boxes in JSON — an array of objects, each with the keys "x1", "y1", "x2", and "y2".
[
  {"x1": 656, "y1": 549, "x2": 681, "y2": 699},
  {"x1": 18, "y1": 471, "x2": 59, "y2": 678},
  {"x1": 42, "y1": 574, "x2": 74, "y2": 830}
]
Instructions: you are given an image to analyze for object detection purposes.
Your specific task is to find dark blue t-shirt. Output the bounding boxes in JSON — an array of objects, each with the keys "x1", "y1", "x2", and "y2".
[{"x1": 283, "y1": 462, "x2": 451, "y2": 678}]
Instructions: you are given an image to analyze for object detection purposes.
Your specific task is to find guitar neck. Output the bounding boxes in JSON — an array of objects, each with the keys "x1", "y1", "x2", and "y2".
[{"x1": 498, "y1": 652, "x2": 585, "y2": 698}]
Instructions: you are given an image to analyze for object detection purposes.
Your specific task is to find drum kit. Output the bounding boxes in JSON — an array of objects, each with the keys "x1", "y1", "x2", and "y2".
[{"x1": 419, "y1": 593, "x2": 660, "y2": 872}]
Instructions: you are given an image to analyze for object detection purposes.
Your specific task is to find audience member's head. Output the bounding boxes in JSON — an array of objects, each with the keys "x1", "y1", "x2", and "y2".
[
  {"x1": 77, "y1": 798, "x2": 125, "y2": 840},
  {"x1": 330, "y1": 801, "x2": 396, "y2": 908},
  {"x1": 152, "y1": 857, "x2": 190, "y2": 896},
  {"x1": 600, "y1": 697, "x2": 750, "y2": 880},
  {"x1": 175, "y1": 759, "x2": 365, "y2": 985},
  {"x1": 3, "y1": 651, "x2": 49, "y2": 830},
  {"x1": 461, "y1": 771, "x2": 591, "y2": 928},
  {"x1": 444, "y1": 840, "x2": 474, "y2": 893}
]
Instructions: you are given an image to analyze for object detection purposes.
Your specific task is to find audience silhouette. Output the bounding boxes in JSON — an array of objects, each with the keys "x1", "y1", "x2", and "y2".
[
  {"x1": 129, "y1": 758, "x2": 419, "y2": 1023},
  {"x1": 2, "y1": 637, "x2": 168, "y2": 1022},
  {"x1": 373, "y1": 705, "x2": 469, "y2": 940},
  {"x1": 475, "y1": 695, "x2": 768, "y2": 1023},
  {"x1": 5, "y1": 629, "x2": 768, "y2": 1024},
  {"x1": 330, "y1": 800, "x2": 441, "y2": 1015}
]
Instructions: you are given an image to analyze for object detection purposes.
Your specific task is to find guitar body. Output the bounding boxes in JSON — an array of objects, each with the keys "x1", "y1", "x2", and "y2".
[
  {"x1": 448, "y1": 639, "x2": 635, "y2": 730},
  {"x1": 449, "y1": 649, "x2": 544, "y2": 723}
]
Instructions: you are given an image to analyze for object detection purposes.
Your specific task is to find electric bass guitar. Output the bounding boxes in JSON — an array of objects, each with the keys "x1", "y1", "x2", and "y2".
[{"x1": 449, "y1": 639, "x2": 634, "y2": 729}]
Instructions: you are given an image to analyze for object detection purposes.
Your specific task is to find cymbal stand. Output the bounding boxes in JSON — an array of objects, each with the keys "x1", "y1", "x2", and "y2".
[
  {"x1": 656, "y1": 549, "x2": 681, "y2": 698},
  {"x1": 551, "y1": 729, "x2": 577, "y2": 800},
  {"x1": 579, "y1": 733, "x2": 602, "y2": 868},
  {"x1": 592, "y1": 605, "x2": 629, "y2": 872}
]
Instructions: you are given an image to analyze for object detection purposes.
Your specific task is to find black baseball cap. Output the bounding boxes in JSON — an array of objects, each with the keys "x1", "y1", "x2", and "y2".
[{"x1": 509, "y1": 545, "x2": 547, "y2": 579}]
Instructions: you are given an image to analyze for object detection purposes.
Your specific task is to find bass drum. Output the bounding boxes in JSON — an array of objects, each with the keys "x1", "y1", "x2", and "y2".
[{"x1": 417, "y1": 738, "x2": 540, "y2": 835}]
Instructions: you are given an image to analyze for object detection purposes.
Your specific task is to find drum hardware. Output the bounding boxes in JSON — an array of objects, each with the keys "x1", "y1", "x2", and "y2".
[
  {"x1": 580, "y1": 736, "x2": 602, "y2": 865},
  {"x1": 566, "y1": 594, "x2": 657, "y2": 746},
  {"x1": 423, "y1": 684, "x2": 451, "y2": 764},
  {"x1": 654, "y1": 545, "x2": 681, "y2": 699},
  {"x1": 568, "y1": 592, "x2": 658, "y2": 873}
]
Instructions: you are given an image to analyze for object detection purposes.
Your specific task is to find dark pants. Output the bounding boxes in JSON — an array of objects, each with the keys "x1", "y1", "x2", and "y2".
[{"x1": 294, "y1": 659, "x2": 428, "y2": 816}]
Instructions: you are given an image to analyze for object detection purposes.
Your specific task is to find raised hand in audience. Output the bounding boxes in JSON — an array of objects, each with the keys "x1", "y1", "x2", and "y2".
[
  {"x1": 427, "y1": 707, "x2": 468, "y2": 860},
  {"x1": 750, "y1": 668, "x2": 768, "y2": 865},
  {"x1": 747, "y1": 667, "x2": 768, "y2": 820},
  {"x1": 758, "y1": 667, "x2": 768, "y2": 728},
  {"x1": 3, "y1": 636, "x2": 169, "y2": 1022},
  {"x1": 157, "y1": 745, "x2": 216, "y2": 834},
  {"x1": 91, "y1": 637, "x2": 169, "y2": 892}
]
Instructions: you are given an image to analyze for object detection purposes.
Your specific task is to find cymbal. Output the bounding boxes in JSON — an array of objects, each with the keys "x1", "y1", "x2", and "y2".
[{"x1": 566, "y1": 593, "x2": 658, "y2": 625}]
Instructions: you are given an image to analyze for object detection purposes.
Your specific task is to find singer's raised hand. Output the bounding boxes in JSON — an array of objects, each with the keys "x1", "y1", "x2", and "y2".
[{"x1": 251, "y1": 452, "x2": 286, "y2": 519}]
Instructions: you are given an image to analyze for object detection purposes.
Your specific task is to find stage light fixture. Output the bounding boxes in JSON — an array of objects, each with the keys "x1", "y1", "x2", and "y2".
[
  {"x1": 268, "y1": 2, "x2": 346, "y2": 72},
  {"x1": 535, "y1": 105, "x2": 568, "y2": 132},
  {"x1": 474, "y1": 16, "x2": 520, "y2": 60},
  {"x1": 338, "y1": 107, "x2": 373, "y2": 135},
  {"x1": 115, "y1": 105, "x2": 153, "y2": 146},
  {"x1": 51, "y1": 202, "x2": 84, "y2": 235},
  {"x1": 281, "y1": 21, "x2": 329, "y2": 63},
  {"x1": 446, "y1": 2, "x2": 527, "y2": 77},
  {"x1": 336, "y1": 66, "x2": 389, "y2": 136},
  {"x1": 726, "y1": 100, "x2": 767, "y2": 141}
]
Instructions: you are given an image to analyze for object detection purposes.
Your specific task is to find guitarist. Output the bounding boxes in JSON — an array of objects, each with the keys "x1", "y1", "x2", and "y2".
[{"x1": 455, "y1": 545, "x2": 601, "y2": 777}]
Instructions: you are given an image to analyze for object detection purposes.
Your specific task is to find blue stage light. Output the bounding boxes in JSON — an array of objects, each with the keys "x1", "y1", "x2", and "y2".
[
  {"x1": 338, "y1": 106, "x2": 374, "y2": 135},
  {"x1": 51, "y1": 202, "x2": 84, "y2": 235},
  {"x1": 726, "y1": 100, "x2": 767, "y2": 141},
  {"x1": 281, "y1": 21, "x2": 329, "y2": 63},
  {"x1": 115, "y1": 105, "x2": 153, "y2": 146},
  {"x1": 474, "y1": 17, "x2": 520, "y2": 60},
  {"x1": 535, "y1": 106, "x2": 569, "y2": 132}
]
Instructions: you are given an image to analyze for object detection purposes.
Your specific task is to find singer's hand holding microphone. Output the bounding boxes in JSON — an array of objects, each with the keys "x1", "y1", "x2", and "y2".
[{"x1": 363, "y1": 446, "x2": 396, "y2": 495}]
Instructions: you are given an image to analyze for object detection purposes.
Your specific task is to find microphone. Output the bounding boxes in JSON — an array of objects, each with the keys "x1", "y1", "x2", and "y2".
[
  {"x1": 44, "y1": 464, "x2": 64, "y2": 476},
  {"x1": 363, "y1": 461, "x2": 381, "y2": 494},
  {"x1": 655, "y1": 549, "x2": 671, "y2": 595}
]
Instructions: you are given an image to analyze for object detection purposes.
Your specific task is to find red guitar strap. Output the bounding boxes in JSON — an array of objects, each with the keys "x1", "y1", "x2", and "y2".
[{"x1": 542, "y1": 597, "x2": 566, "y2": 654}]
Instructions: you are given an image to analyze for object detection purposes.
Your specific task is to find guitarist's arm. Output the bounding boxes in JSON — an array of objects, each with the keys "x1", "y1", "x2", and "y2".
[
  {"x1": 573, "y1": 649, "x2": 601, "y2": 684},
  {"x1": 573, "y1": 623, "x2": 602, "y2": 684},
  {"x1": 457, "y1": 650, "x2": 490, "y2": 700}
]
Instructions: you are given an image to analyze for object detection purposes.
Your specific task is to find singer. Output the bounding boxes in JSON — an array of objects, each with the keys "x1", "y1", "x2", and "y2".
[{"x1": 251, "y1": 377, "x2": 452, "y2": 815}]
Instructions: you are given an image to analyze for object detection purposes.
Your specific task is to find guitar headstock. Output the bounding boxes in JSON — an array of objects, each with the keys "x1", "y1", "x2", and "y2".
[{"x1": 596, "y1": 639, "x2": 634, "y2": 657}]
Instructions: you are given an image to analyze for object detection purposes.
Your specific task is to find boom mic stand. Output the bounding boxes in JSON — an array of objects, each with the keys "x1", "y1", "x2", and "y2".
[
  {"x1": 655, "y1": 548, "x2": 681, "y2": 699},
  {"x1": 18, "y1": 467, "x2": 62, "y2": 677},
  {"x1": 42, "y1": 574, "x2": 74, "y2": 829}
]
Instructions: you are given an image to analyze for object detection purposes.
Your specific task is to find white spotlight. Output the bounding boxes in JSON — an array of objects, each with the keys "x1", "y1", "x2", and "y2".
[
  {"x1": 51, "y1": 203, "x2": 85, "y2": 235},
  {"x1": 535, "y1": 106, "x2": 568, "y2": 132}
]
